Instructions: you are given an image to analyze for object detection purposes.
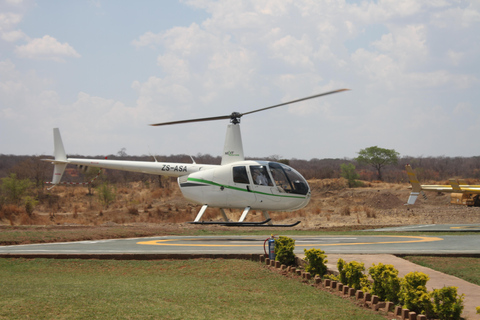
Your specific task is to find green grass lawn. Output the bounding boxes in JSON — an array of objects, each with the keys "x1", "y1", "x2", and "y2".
[
  {"x1": 401, "y1": 256, "x2": 480, "y2": 286},
  {"x1": 0, "y1": 258, "x2": 385, "y2": 320}
]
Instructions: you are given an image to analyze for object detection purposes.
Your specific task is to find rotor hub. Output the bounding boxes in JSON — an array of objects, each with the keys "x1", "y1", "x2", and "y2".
[{"x1": 230, "y1": 112, "x2": 242, "y2": 124}]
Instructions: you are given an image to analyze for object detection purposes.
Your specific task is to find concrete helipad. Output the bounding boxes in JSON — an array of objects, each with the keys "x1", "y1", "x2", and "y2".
[
  {"x1": 365, "y1": 223, "x2": 480, "y2": 232},
  {"x1": 0, "y1": 234, "x2": 479, "y2": 255}
]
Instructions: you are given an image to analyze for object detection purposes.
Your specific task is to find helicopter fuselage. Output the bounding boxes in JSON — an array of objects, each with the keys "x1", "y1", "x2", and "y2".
[
  {"x1": 63, "y1": 158, "x2": 310, "y2": 212},
  {"x1": 178, "y1": 160, "x2": 310, "y2": 211}
]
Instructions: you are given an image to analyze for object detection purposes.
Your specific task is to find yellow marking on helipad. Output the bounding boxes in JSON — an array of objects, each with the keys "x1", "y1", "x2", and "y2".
[
  {"x1": 137, "y1": 235, "x2": 443, "y2": 247},
  {"x1": 450, "y1": 225, "x2": 480, "y2": 229}
]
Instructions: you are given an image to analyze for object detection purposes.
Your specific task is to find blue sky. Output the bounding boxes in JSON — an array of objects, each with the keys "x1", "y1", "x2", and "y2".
[{"x1": 1, "y1": 0, "x2": 479, "y2": 160}]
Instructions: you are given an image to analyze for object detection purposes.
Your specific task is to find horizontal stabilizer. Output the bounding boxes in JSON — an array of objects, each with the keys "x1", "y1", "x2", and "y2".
[{"x1": 41, "y1": 159, "x2": 68, "y2": 164}]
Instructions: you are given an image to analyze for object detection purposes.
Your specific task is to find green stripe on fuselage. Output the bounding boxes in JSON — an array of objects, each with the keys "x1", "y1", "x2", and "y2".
[{"x1": 186, "y1": 177, "x2": 307, "y2": 199}]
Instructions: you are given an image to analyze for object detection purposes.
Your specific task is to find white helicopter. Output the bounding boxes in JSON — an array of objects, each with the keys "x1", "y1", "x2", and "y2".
[{"x1": 44, "y1": 89, "x2": 349, "y2": 227}]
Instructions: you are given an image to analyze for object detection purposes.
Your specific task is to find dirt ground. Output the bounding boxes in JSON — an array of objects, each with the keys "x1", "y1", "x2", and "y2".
[
  {"x1": 297, "y1": 179, "x2": 480, "y2": 229},
  {"x1": 3, "y1": 178, "x2": 480, "y2": 231}
]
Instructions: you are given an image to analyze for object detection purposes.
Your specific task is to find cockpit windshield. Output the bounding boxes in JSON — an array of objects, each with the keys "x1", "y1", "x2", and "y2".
[{"x1": 267, "y1": 162, "x2": 309, "y2": 195}]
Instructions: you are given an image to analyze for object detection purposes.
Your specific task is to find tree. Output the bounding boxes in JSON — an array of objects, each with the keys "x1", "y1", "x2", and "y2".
[
  {"x1": 340, "y1": 163, "x2": 361, "y2": 187},
  {"x1": 355, "y1": 146, "x2": 399, "y2": 181}
]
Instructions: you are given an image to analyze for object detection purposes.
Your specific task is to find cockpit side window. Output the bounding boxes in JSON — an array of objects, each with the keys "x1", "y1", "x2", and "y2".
[
  {"x1": 250, "y1": 165, "x2": 273, "y2": 186},
  {"x1": 233, "y1": 166, "x2": 250, "y2": 184}
]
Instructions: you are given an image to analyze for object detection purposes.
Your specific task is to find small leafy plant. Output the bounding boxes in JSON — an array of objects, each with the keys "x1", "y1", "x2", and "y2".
[
  {"x1": 368, "y1": 263, "x2": 400, "y2": 304},
  {"x1": 337, "y1": 259, "x2": 369, "y2": 290},
  {"x1": 274, "y1": 236, "x2": 296, "y2": 266},
  {"x1": 399, "y1": 272, "x2": 432, "y2": 316},
  {"x1": 430, "y1": 286, "x2": 464, "y2": 320},
  {"x1": 303, "y1": 248, "x2": 328, "y2": 277}
]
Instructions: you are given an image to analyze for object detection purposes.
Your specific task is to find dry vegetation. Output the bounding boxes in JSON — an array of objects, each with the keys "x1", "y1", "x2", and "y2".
[{"x1": 2, "y1": 177, "x2": 480, "y2": 230}]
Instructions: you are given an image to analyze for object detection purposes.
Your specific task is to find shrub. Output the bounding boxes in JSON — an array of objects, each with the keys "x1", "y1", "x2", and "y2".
[
  {"x1": 0, "y1": 173, "x2": 32, "y2": 205},
  {"x1": 431, "y1": 286, "x2": 464, "y2": 320},
  {"x1": 97, "y1": 182, "x2": 116, "y2": 208},
  {"x1": 337, "y1": 259, "x2": 369, "y2": 290},
  {"x1": 24, "y1": 196, "x2": 38, "y2": 216},
  {"x1": 274, "y1": 236, "x2": 296, "y2": 266},
  {"x1": 399, "y1": 272, "x2": 433, "y2": 316},
  {"x1": 368, "y1": 263, "x2": 401, "y2": 303},
  {"x1": 324, "y1": 274, "x2": 339, "y2": 281},
  {"x1": 340, "y1": 163, "x2": 362, "y2": 187},
  {"x1": 303, "y1": 248, "x2": 328, "y2": 277}
]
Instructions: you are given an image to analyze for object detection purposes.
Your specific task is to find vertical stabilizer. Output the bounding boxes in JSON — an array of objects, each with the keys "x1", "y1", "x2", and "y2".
[
  {"x1": 406, "y1": 164, "x2": 423, "y2": 204},
  {"x1": 221, "y1": 124, "x2": 245, "y2": 165},
  {"x1": 51, "y1": 128, "x2": 67, "y2": 184},
  {"x1": 54, "y1": 128, "x2": 67, "y2": 161},
  {"x1": 449, "y1": 179, "x2": 461, "y2": 192}
]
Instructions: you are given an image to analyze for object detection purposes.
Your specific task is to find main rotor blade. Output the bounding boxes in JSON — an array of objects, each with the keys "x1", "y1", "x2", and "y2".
[
  {"x1": 150, "y1": 115, "x2": 231, "y2": 126},
  {"x1": 241, "y1": 88, "x2": 350, "y2": 116},
  {"x1": 149, "y1": 88, "x2": 349, "y2": 126}
]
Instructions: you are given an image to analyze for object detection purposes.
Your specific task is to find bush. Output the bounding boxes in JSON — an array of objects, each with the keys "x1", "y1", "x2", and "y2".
[
  {"x1": 303, "y1": 248, "x2": 328, "y2": 277},
  {"x1": 368, "y1": 263, "x2": 401, "y2": 304},
  {"x1": 97, "y1": 182, "x2": 116, "y2": 208},
  {"x1": 24, "y1": 196, "x2": 38, "y2": 216},
  {"x1": 340, "y1": 163, "x2": 362, "y2": 187},
  {"x1": 431, "y1": 286, "x2": 464, "y2": 320},
  {"x1": 399, "y1": 272, "x2": 433, "y2": 316},
  {"x1": 337, "y1": 259, "x2": 369, "y2": 290},
  {"x1": 274, "y1": 236, "x2": 296, "y2": 266},
  {"x1": 0, "y1": 173, "x2": 32, "y2": 205}
]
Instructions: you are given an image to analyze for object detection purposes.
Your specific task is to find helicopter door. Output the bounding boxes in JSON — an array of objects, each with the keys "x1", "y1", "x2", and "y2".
[
  {"x1": 250, "y1": 165, "x2": 280, "y2": 202},
  {"x1": 229, "y1": 166, "x2": 256, "y2": 207}
]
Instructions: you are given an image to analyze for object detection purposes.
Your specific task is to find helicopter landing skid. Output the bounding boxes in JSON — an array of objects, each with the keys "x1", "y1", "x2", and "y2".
[
  {"x1": 188, "y1": 219, "x2": 301, "y2": 227},
  {"x1": 188, "y1": 218, "x2": 271, "y2": 226},
  {"x1": 236, "y1": 220, "x2": 301, "y2": 228}
]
